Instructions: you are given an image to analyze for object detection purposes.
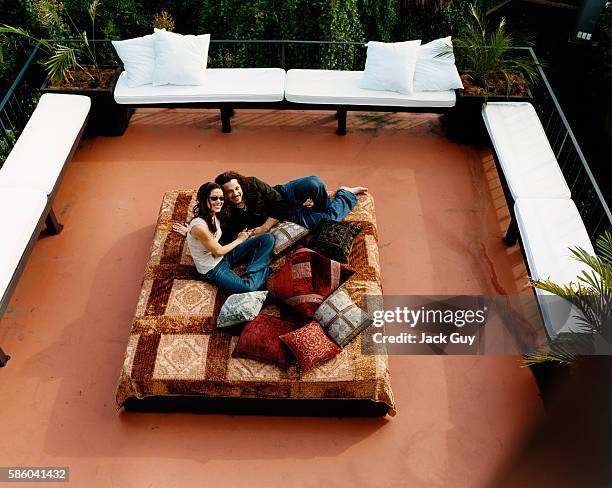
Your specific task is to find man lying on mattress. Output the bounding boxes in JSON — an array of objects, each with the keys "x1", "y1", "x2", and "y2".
[{"x1": 172, "y1": 172, "x2": 367, "y2": 294}]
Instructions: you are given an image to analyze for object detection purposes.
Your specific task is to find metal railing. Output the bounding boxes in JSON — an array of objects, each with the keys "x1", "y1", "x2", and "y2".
[
  {"x1": 0, "y1": 44, "x2": 44, "y2": 162},
  {"x1": 1, "y1": 40, "x2": 610, "y2": 241},
  {"x1": 207, "y1": 39, "x2": 365, "y2": 70},
  {"x1": 522, "y1": 47, "x2": 612, "y2": 240}
]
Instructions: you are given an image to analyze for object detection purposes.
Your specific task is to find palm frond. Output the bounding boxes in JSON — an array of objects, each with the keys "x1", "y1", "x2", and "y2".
[
  {"x1": 596, "y1": 230, "x2": 612, "y2": 266},
  {"x1": 454, "y1": 3, "x2": 537, "y2": 93},
  {"x1": 529, "y1": 230, "x2": 612, "y2": 364},
  {"x1": 0, "y1": 25, "x2": 32, "y2": 39},
  {"x1": 33, "y1": 0, "x2": 66, "y2": 30},
  {"x1": 0, "y1": 24, "x2": 54, "y2": 52},
  {"x1": 523, "y1": 332, "x2": 594, "y2": 366},
  {"x1": 43, "y1": 44, "x2": 77, "y2": 82}
]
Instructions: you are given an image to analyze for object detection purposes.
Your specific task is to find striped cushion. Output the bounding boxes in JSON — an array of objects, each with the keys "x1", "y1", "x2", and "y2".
[
  {"x1": 266, "y1": 247, "x2": 353, "y2": 317},
  {"x1": 269, "y1": 221, "x2": 309, "y2": 255}
]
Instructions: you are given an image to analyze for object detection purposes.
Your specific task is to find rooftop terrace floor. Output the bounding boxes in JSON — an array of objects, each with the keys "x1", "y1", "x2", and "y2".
[{"x1": 0, "y1": 110, "x2": 555, "y2": 487}]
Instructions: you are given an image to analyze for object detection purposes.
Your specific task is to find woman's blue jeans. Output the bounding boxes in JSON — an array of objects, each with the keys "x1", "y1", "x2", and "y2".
[
  {"x1": 202, "y1": 233, "x2": 274, "y2": 294},
  {"x1": 278, "y1": 176, "x2": 357, "y2": 230}
]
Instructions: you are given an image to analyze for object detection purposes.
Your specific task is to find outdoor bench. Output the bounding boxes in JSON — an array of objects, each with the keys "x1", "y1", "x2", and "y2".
[
  {"x1": 284, "y1": 69, "x2": 456, "y2": 135},
  {"x1": 113, "y1": 67, "x2": 457, "y2": 135},
  {"x1": 514, "y1": 198, "x2": 594, "y2": 337},
  {"x1": 0, "y1": 93, "x2": 90, "y2": 366},
  {"x1": 482, "y1": 102, "x2": 592, "y2": 338}
]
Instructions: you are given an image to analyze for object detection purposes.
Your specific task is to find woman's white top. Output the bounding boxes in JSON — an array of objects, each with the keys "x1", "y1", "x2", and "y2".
[{"x1": 187, "y1": 217, "x2": 223, "y2": 274}]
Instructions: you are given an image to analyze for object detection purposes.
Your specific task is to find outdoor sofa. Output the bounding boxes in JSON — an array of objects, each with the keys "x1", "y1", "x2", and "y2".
[
  {"x1": 113, "y1": 67, "x2": 457, "y2": 135},
  {"x1": 482, "y1": 102, "x2": 594, "y2": 338},
  {"x1": 0, "y1": 93, "x2": 90, "y2": 366}
]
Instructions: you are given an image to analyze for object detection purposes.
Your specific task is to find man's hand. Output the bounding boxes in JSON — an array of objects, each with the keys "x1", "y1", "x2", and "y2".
[
  {"x1": 302, "y1": 198, "x2": 314, "y2": 208},
  {"x1": 249, "y1": 226, "x2": 267, "y2": 236}
]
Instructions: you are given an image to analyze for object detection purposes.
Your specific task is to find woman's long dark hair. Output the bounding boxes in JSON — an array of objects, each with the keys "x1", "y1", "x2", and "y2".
[{"x1": 192, "y1": 182, "x2": 223, "y2": 234}]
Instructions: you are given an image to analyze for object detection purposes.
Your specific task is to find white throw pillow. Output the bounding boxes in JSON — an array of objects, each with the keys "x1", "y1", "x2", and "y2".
[
  {"x1": 413, "y1": 36, "x2": 463, "y2": 92},
  {"x1": 111, "y1": 34, "x2": 156, "y2": 87},
  {"x1": 360, "y1": 40, "x2": 421, "y2": 95},
  {"x1": 152, "y1": 28, "x2": 211, "y2": 86}
]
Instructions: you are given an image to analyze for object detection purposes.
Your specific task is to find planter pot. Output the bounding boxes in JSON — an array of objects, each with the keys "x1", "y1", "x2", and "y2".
[
  {"x1": 41, "y1": 66, "x2": 133, "y2": 137},
  {"x1": 529, "y1": 356, "x2": 612, "y2": 415},
  {"x1": 528, "y1": 361, "x2": 572, "y2": 409},
  {"x1": 443, "y1": 87, "x2": 534, "y2": 144}
]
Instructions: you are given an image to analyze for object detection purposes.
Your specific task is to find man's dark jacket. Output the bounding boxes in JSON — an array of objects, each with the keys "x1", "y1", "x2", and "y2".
[{"x1": 220, "y1": 176, "x2": 290, "y2": 243}]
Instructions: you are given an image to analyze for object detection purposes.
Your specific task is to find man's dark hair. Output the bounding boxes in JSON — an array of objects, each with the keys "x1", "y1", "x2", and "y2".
[{"x1": 214, "y1": 171, "x2": 252, "y2": 205}]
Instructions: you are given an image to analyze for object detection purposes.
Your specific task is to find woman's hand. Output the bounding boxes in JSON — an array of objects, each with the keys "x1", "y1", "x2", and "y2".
[
  {"x1": 172, "y1": 223, "x2": 188, "y2": 237},
  {"x1": 237, "y1": 229, "x2": 252, "y2": 241}
]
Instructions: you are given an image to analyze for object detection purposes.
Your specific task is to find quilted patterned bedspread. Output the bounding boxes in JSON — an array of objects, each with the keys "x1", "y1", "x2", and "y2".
[{"x1": 115, "y1": 190, "x2": 396, "y2": 416}]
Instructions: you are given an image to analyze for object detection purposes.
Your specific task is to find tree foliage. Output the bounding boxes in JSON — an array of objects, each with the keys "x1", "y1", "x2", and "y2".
[{"x1": 0, "y1": 0, "x2": 490, "y2": 91}]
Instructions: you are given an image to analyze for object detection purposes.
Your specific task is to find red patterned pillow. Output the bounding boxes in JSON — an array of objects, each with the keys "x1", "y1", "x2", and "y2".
[
  {"x1": 279, "y1": 321, "x2": 341, "y2": 373},
  {"x1": 266, "y1": 247, "x2": 354, "y2": 317},
  {"x1": 232, "y1": 314, "x2": 296, "y2": 368}
]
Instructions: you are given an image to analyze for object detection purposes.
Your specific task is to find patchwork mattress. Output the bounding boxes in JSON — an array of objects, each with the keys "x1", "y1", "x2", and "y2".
[{"x1": 115, "y1": 190, "x2": 396, "y2": 416}]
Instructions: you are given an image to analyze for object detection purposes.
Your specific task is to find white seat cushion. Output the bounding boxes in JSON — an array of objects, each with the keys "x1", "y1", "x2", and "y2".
[
  {"x1": 114, "y1": 68, "x2": 286, "y2": 104},
  {"x1": 0, "y1": 94, "x2": 91, "y2": 195},
  {"x1": 515, "y1": 198, "x2": 594, "y2": 337},
  {"x1": 0, "y1": 187, "x2": 48, "y2": 301},
  {"x1": 285, "y1": 69, "x2": 456, "y2": 107},
  {"x1": 482, "y1": 102, "x2": 570, "y2": 199}
]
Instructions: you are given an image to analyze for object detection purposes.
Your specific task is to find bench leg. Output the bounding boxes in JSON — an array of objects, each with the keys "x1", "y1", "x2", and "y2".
[
  {"x1": 336, "y1": 110, "x2": 347, "y2": 136},
  {"x1": 46, "y1": 208, "x2": 63, "y2": 235},
  {"x1": 504, "y1": 213, "x2": 519, "y2": 246},
  {"x1": 0, "y1": 347, "x2": 10, "y2": 367},
  {"x1": 220, "y1": 109, "x2": 232, "y2": 133}
]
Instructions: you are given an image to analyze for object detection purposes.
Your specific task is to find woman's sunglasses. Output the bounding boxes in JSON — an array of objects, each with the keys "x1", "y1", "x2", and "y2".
[{"x1": 209, "y1": 196, "x2": 225, "y2": 202}]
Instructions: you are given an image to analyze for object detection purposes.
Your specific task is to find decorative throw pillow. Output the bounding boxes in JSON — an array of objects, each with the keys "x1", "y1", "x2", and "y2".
[
  {"x1": 279, "y1": 321, "x2": 341, "y2": 373},
  {"x1": 267, "y1": 247, "x2": 353, "y2": 317},
  {"x1": 152, "y1": 28, "x2": 211, "y2": 86},
  {"x1": 270, "y1": 221, "x2": 309, "y2": 255},
  {"x1": 232, "y1": 314, "x2": 296, "y2": 367},
  {"x1": 217, "y1": 291, "x2": 268, "y2": 328},
  {"x1": 314, "y1": 288, "x2": 373, "y2": 347},
  {"x1": 413, "y1": 37, "x2": 463, "y2": 92},
  {"x1": 111, "y1": 34, "x2": 156, "y2": 87},
  {"x1": 360, "y1": 40, "x2": 422, "y2": 94},
  {"x1": 310, "y1": 220, "x2": 362, "y2": 264}
]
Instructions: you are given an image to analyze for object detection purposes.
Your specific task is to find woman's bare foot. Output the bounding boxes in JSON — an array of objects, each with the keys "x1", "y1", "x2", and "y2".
[
  {"x1": 340, "y1": 185, "x2": 368, "y2": 195},
  {"x1": 172, "y1": 223, "x2": 188, "y2": 236}
]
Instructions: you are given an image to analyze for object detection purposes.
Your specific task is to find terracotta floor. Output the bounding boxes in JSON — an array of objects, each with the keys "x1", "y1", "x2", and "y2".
[{"x1": 0, "y1": 110, "x2": 546, "y2": 487}]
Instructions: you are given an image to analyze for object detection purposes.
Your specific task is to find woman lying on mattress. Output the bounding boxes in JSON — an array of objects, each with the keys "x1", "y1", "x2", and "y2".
[{"x1": 174, "y1": 182, "x2": 274, "y2": 294}]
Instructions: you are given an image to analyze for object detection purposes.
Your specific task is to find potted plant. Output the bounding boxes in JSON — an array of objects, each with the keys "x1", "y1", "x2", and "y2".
[
  {"x1": 443, "y1": 3, "x2": 539, "y2": 142},
  {"x1": 0, "y1": 0, "x2": 132, "y2": 136},
  {"x1": 524, "y1": 231, "x2": 612, "y2": 408}
]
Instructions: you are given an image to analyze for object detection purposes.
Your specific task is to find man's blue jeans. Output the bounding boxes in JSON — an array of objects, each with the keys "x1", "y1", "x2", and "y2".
[
  {"x1": 202, "y1": 233, "x2": 274, "y2": 294},
  {"x1": 278, "y1": 176, "x2": 357, "y2": 230}
]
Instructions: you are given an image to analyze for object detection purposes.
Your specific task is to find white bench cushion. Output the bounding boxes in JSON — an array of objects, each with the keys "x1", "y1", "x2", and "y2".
[
  {"x1": 0, "y1": 187, "x2": 48, "y2": 301},
  {"x1": 285, "y1": 69, "x2": 456, "y2": 107},
  {"x1": 515, "y1": 198, "x2": 594, "y2": 336},
  {"x1": 482, "y1": 102, "x2": 570, "y2": 199},
  {"x1": 0, "y1": 94, "x2": 90, "y2": 195},
  {"x1": 114, "y1": 68, "x2": 286, "y2": 104}
]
